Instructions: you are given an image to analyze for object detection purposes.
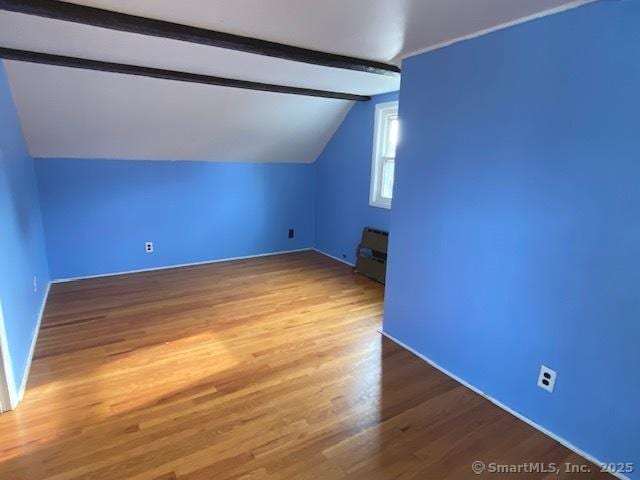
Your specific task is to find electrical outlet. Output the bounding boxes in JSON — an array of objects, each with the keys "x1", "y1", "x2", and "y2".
[
  {"x1": 537, "y1": 365, "x2": 557, "y2": 393},
  {"x1": 33, "y1": 276, "x2": 38, "y2": 293},
  {"x1": 288, "y1": 228, "x2": 294, "y2": 239},
  {"x1": 145, "y1": 242, "x2": 154, "y2": 253}
]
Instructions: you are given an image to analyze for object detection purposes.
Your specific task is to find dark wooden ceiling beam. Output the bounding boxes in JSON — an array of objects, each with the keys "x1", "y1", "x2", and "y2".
[
  {"x1": 0, "y1": 0, "x2": 401, "y2": 77},
  {"x1": 0, "y1": 47, "x2": 371, "y2": 101}
]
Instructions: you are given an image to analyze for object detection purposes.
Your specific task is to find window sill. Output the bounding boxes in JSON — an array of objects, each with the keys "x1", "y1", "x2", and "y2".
[{"x1": 369, "y1": 199, "x2": 391, "y2": 210}]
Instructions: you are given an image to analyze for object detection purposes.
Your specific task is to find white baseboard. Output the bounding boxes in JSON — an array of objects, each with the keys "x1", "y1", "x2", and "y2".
[
  {"x1": 0, "y1": 281, "x2": 51, "y2": 412},
  {"x1": 378, "y1": 329, "x2": 629, "y2": 480},
  {"x1": 52, "y1": 248, "x2": 313, "y2": 283},
  {"x1": 17, "y1": 282, "x2": 51, "y2": 404},
  {"x1": 312, "y1": 248, "x2": 355, "y2": 267},
  {"x1": 0, "y1": 300, "x2": 17, "y2": 412}
]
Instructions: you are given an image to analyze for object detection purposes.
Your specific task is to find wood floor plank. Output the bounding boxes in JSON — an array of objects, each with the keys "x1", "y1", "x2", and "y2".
[{"x1": 0, "y1": 251, "x2": 610, "y2": 479}]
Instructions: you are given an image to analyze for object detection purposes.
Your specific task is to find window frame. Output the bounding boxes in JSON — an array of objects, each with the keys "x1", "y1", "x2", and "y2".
[{"x1": 369, "y1": 101, "x2": 399, "y2": 209}]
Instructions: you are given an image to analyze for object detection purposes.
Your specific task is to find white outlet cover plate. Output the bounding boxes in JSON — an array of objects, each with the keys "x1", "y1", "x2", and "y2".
[{"x1": 537, "y1": 365, "x2": 557, "y2": 393}]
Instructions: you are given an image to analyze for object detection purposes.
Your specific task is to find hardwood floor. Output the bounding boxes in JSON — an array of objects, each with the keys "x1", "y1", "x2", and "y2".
[{"x1": 0, "y1": 251, "x2": 609, "y2": 479}]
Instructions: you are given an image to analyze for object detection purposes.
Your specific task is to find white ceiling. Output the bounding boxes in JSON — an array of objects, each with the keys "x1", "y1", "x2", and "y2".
[
  {"x1": 0, "y1": 0, "x2": 592, "y2": 163},
  {"x1": 0, "y1": 11, "x2": 399, "y2": 96},
  {"x1": 47, "y1": 0, "x2": 594, "y2": 63},
  {"x1": 5, "y1": 60, "x2": 353, "y2": 163}
]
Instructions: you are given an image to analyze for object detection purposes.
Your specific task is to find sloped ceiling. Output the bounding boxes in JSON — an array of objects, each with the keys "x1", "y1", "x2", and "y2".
[{"x1": 0, "y1": 0, "x2": 593, "y2": 163}]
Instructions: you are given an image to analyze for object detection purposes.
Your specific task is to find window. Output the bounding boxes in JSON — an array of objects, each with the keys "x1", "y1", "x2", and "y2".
[{"x1": 370, "y1": 101, "x2": 399, "y2": 209}]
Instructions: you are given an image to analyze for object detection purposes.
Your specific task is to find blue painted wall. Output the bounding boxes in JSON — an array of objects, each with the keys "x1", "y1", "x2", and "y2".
[
  {"x1": 384, "y1": 0, "x2": 639, "y2": 472},
  {"x1": 36, "y1": 159, "x2": 314, "y2": 280},
  {"x1": 0, "y1": 63, "x2": 50, "y2": 396},
  {"x1": 314, "y1": 92, "x2": 398, "y2": 264}
]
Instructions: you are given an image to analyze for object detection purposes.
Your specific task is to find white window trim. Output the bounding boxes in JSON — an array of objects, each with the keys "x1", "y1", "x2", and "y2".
[{"x1": 369, "y1": 101, "x2": 398, "y2": 209}]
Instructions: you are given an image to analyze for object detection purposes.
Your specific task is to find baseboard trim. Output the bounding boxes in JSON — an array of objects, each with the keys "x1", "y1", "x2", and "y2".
[
  {"x1": 312, "y1": 248, "x2": 355, "y2": 267},
  {"x1": 17, "y1": 282, "x2": 52, "y2": 404},
  {"x1": 0, "y1": 300, "x2": 17, "y2": 412},
  {"x1": 378, "y1": 329, "x2": 629, "y2": 480},
  {"x1": 52, "y1": 248, "x2": 313, "y2": 284}
]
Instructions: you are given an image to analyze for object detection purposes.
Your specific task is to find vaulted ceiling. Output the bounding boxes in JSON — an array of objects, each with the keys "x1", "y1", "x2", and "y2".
[{"x1": 0, "y1": 0, "x2": 593, "y2": 163}]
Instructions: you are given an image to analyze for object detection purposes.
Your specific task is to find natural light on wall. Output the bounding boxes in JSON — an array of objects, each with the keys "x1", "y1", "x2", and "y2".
[{"x1": 370, "y1": 101, "x2": 399, "y2": 209}]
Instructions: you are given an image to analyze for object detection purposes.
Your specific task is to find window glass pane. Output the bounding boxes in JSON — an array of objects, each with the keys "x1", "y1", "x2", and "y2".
[
  {"x1": 385, "y1": 116, "x2": 399, "y2": 158},
  {"x1": 381, "y1": 159, "x2": 395, "y2": 199},
  {"x1": 370, "y1": 101, "x2": 398, "y2": 208}
]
